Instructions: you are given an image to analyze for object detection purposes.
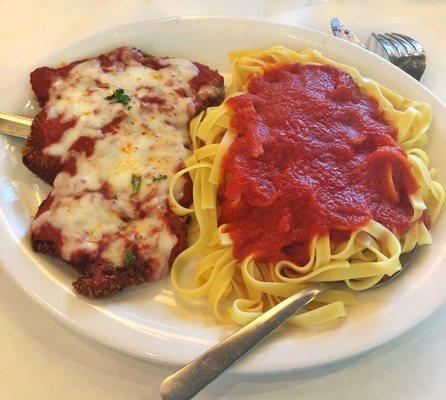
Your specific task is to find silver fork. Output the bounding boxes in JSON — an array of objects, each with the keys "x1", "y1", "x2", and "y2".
[
  {"x1": 372, "y1": 32, "x2": 426, "y2": 81},
  {"x1": 331, "y1": 17, "x2": 426, "y2": 81},
  {"x1": 161, "y1": 246, "x2": 418, "y2": 400}
]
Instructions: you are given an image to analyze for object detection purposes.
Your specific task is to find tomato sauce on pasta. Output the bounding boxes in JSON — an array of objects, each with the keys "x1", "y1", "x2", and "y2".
[{"x1": 221, "y1": 63, "x2": 418, "y2": 265}]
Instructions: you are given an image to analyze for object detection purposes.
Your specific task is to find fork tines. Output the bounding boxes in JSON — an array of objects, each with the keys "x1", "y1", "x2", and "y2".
[{"x1": 372, "y1": 32, "x2": 426, "y2": 81}]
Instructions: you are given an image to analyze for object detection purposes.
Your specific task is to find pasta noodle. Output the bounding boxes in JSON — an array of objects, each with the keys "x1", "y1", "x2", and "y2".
[{"x1": 169, "y1": 46, "x2": 445, "y2": 327}]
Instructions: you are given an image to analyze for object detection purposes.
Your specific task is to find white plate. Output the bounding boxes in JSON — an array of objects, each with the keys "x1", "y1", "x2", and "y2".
[{"x1": 1, "y1": 16, "x2": 445, "y2": 374}]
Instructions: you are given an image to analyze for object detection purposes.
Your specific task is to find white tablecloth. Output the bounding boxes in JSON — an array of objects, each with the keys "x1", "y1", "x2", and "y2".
[{"x1": 1, "y1": 1, "x2": 445, "y2": 399}]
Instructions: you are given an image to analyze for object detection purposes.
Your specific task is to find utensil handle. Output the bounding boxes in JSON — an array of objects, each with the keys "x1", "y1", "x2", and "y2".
[
  {"x1": 330, "y1": 17, "x2": 367, "y2": 49},
  {"x1": 160, "y1": 284, "x2": 323, "y2": 400},
  {"x1": 0, "y1": 111, "x2": 32, "y2": 139}
]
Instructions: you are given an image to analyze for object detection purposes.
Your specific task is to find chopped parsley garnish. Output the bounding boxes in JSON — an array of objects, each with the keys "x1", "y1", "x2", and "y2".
[
  {"x1": 131, "y1": 174, "x2": 142, "y2": 193},
  {"x1": 106, "y1": 88, "x2": 131, "y2": 106},
  {"x1": 153, "y1": 174, "x2": 168, "y2": 182},
  {"x1": 124, "y1": 250, "x2": 136, "y2": 265}
]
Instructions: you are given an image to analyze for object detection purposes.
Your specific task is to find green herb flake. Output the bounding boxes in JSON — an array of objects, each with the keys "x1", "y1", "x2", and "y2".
[
  {"x1": 131, "y1": 174, "x2": 142, "y2": 193},
  {"x1": 124, "y1": 250, "x2": 136, "y2": 265},
  {"x1": 106, "y1": 88, "x2": 131, "y2": 106},
  {"x1": 153, "y1": 174, "x2": 168, "y2": 182}
]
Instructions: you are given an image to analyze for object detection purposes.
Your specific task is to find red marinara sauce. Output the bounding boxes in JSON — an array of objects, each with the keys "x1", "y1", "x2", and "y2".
[{"x1": 220, "y1": 63, "x2": 419, "y2": 265}]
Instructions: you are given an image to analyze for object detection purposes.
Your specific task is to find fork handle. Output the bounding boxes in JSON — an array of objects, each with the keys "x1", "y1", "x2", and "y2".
[
  {"x1": 160, "y1": 284, "x2": 323, "y2": 400},
  {"x1": 0, "y1": 111, "x2": 32, "y2": 139},
  {"x1": 331, "y1": 17, "x2": 367, "y2": 49}
]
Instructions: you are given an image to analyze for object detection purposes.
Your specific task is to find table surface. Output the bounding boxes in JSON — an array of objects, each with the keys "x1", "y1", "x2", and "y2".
[{"x1": 1, "y1": 1, "x2": 446, "y2": 399}]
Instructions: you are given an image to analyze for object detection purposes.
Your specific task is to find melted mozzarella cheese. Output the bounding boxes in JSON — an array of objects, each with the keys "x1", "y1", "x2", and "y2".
[{"x1": 32, "y1": 54, "x2": 197, "y2": 272}]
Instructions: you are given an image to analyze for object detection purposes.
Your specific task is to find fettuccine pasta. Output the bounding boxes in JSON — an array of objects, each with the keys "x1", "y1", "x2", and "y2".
[{"x1": 169, "y1": 46, "x2": 444, "y2": 326}]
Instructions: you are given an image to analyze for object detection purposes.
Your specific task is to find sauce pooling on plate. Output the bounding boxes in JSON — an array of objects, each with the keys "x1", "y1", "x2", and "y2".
[{"x1": 221, "y1": 63, "x2": 418, "y2": 265}]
